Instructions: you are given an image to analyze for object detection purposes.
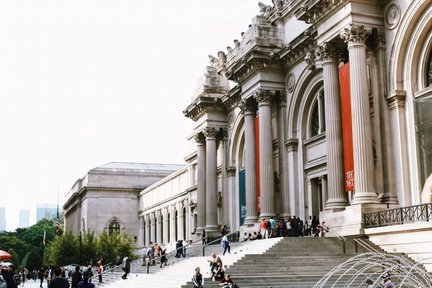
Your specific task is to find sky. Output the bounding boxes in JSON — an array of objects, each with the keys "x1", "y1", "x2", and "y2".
[{"x1": 0, "y1": 0, "x2": 271, "y2": 231}]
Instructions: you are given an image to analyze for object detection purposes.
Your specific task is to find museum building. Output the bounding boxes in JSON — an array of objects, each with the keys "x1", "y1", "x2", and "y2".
[{"x1": 65, "y1": 0, "x2": 432, "y2": 266}]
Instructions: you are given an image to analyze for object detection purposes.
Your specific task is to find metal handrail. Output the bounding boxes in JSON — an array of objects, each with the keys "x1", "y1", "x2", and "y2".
[
  {"x1": 326, "y1": 228, "x2": 346, "y2": 254},
  {"x1": 353, "y1": 237, "x2": 381, "y2": 254},
  {"x1": 145, "y1": 237, "x2": 205, "y2": 274},
  {"x1": 202, "y1": 230, "x2": 240, "y2": 257}
]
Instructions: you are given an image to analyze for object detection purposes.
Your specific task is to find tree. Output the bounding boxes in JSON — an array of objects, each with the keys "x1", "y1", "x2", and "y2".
[
  {"x1": 80, "y1": 230, "x2": 97, "y2": 265},
  {"x1": 44, "y1": 232, "x2": 79, "y2": 266},
  {"x1": 97, "y1": 231, "x2": 135, "y2": 266}
]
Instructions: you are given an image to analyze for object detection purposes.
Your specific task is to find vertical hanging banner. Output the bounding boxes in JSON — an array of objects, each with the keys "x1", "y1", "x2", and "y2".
[
  {"x1": 339, "y1": 63, "x2": 355, "y2": 192},
  {"x1": 239, "y1": 169, "x2": 246, "y2": 226},
  {"x1": 255, "y1": 116, "x2": 261, "y2": 211}
]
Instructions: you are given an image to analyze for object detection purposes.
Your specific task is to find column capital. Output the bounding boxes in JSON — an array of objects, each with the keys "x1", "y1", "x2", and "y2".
[
  {"x1": 386, "y1": 90, "x2": 406, "y2": 110},
  {"x1": 204, "y1": 127, "x2": 218, "y2": 139},
  {"x1": 285, "y1": 138, "x2": 299, "y2": 152},
  {"x1": 340, "y1": 24, "x2": 370, "y2": 46},
  {"x1": 194, "y1": 132, "x2": 206, "y2": 144},
  {"x1": 227, "y1": 166, "x2": 236, "y2": 177},
  {"x1": 255, "y1": 89, "x2": 272, "y2": 104},
  {"x1": 239, "y1": 98, "x2": 257, "y2": 115},
  {"x1": 316, "y1": 43, "x2": 338, "y2": 63}
]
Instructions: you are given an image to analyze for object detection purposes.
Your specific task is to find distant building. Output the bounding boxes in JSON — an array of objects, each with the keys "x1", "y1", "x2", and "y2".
[
  {"x1": 63, "y1": 162, "x2": 185, "y2": 238},
  {"x1": 36, "y1": 204, "x2": 59, "y2": 222},
  {"x1": 0, "y1": 207, "x2": 5, "y2": 231},
  {"x1": 19, "y1": 210, "x2": 30, "y2": 228}
]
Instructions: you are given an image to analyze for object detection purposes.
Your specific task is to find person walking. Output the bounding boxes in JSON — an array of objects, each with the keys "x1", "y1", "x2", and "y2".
[
  {"x1": 221, "y1": 235, "x2": 231, "y2": 255},
  {"x1": 121, "y1": 256, "x2": 131, "y2": 280},
  {"x1": 159, "y1": 248, "x2": 168, "y2": 268},
  {"x1": 192, "y1": 267, "x2": 204, "y2": 288},
  {"x1": 96, "y1": 261, "x2": 103, "y2": 283}
]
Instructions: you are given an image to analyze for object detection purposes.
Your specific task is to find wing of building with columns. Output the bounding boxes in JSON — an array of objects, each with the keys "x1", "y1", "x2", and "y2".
[
  {"x1": 180, "y1": 0, "x2": 432, "y2": 237},
  {"x1": 66, "y1": 0, "x2": 432, "y2": 259}
]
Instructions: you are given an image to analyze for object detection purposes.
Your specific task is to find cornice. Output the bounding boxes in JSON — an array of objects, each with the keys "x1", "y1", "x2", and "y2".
[
  {"x1": 221, "y1": 85, "x2": 242, "y2": 110},
  {"x1": 225, "y1": 50, "x2": 283, "y2": 83},
  {"x1": 295, "y1": 0, "x2": 346, "y2": 25},
  {"x1": 183, "y1": 96, "x2": 226, "y2": 121},
  {"x1": 279, "y1": 26, "x2": 318, "y2": 67}
]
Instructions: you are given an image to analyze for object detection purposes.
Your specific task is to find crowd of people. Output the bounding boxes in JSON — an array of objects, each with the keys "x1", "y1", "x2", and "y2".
[{"x1": 240, "y1": 216, "x2": 329, "y2": 241}]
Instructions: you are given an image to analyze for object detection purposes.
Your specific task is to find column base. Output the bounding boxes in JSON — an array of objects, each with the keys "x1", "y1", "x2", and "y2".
[
  {"x1": 204, "y1": 224, "x2": 219, "y2": 232},
  {"x1": 325, "y1": 198, "x2": 348, "y2": 211},
  {"x1": 351, "y1": 192, "x2": 379, "y2": 205},
  {"x1": 244, "y1": 216, "x2": 258, "y2": 226},
  {"x1": 379, "y1": 193, "x2": 399, "y2": 205},
  {"x1": 259, "y1": 212, "x2": 276, "y2": 220}
]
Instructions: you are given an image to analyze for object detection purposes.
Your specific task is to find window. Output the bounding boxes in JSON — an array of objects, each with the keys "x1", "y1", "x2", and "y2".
[
  {"x1": 427, "y1": 51, "x2": 432, "y2": 86},
  {"x1": 108, "y1": 220, "x2": 120, "y2": 236},
  {"x1": 309, "y1": 89, "x2": 325, "y2": 137}
]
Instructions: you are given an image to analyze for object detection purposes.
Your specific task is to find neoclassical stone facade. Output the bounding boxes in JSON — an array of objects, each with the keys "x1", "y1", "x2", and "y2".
[
  {"x1": 63, "y1": 162, "x2": 184, "y2": 237},
  {"x1": 178, "y1": 0, "x2": 432, "y2": 238},
  {"x1": 68, "y1": 1, "x2": 432, "y2": 250}
]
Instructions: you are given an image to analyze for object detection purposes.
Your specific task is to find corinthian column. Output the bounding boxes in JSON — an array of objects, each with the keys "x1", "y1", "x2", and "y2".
[
  {"x1": 240, "y1": 98, "x2": 258, "y2": 225},
  {"x1": 205, "y1": 127, "x2": 219, "y2": 231},
  {"x1": 194, "y1": 133, "x2": 206, "y2": 233},
  {"x1": 318, "y1": 43, "x2": 348, "y2": 209},
  {"x1": 256, "y1": 90, "x2": 275, "y2": 218},
  {"x1": 340, "y1": 25, "x2": 378, "y2": 204}
]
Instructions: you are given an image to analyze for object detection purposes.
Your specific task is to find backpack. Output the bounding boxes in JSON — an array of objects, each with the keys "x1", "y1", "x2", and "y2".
[{"x1": 13, "y1": 273, "x2": 21, "y2": 286}]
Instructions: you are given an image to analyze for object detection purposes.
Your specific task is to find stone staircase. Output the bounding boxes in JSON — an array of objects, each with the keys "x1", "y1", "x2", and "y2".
[
  {"x1": 98, "y1": 237, "x2": 282, "y2": 288},
  {"x1": 181, "y1": 236, "x2": 373, "y2": 288},
  {"x1": 93, "y1": 235, "x2": 426, "y2": 288}
]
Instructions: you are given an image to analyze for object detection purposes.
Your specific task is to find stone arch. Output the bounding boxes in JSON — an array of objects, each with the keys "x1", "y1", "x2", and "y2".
[
  {"x1": 228, "y1": 111, "x2": 245, "y2": 168},
  {"x1": 389, "y1": 1, "x2": 432, "y2": 92},
  {"x1": 389, "y1": 1, "x2": 432, "y2": 196},
  {"x1": 287, "y1": 68, "x2": 324, "y2": 139}
]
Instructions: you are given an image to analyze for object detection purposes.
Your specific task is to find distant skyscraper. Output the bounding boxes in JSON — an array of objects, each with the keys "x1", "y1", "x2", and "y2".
[
  {"x1": 19, "y1": 210, "x2": 30, "y2": 228},
  {"x1": 0, "y1": 207, "x2": 5, "y2": 231},
  {"x1": 36, "y1": 204, "x2": 59, "y2": 222}
]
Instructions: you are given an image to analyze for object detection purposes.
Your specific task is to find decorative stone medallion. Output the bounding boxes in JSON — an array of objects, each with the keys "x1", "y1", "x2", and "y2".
[
  {"x1": 384, "y1": 2, "x2": 401, "y2": 30},
  {"x1": 287, "y1": 72, "x2": 296, "y2": 93}
]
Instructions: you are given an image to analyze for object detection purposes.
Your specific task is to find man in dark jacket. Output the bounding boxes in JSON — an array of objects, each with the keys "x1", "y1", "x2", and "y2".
[{"x1": 71, "y1": 266, "x2": 82, "y2": 288}]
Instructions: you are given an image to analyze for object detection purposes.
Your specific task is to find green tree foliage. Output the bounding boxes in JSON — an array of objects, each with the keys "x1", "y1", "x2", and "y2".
[
  {"x1": 80, "y1": 230, "x2": 97, "y2": 265},
  {"x1": 97, "y1": 231, "x2": 134, "y2": 266},
  {"x1": 16, "y1": 219, "x2": 56, "y2": 248},
  {"x1": 0, "y1": 235, "x2": 32, "y2": 268},
  {"x1": 44, "y1": 232, "x2": 79, "y2": 266}
]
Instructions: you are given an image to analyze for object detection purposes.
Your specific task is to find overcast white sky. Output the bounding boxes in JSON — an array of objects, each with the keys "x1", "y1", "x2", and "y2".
[{"x1": 0, "y1": 0, "x2": 270, "y2": 231}]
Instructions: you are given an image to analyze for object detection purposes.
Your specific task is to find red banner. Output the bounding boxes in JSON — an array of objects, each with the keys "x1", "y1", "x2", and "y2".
[
  {"x1": 255, "y1": 116, "x2": 261, "y2": 211},
  {"x1": 339, "y1": 63, "x2": 355, "y2": 192}
]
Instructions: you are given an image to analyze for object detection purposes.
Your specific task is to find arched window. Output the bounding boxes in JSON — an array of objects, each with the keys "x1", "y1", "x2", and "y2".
[
  {"x1": 108, "y1": 220, "x2": 120, "y2": 236},
  {"x1": 309, "y1": 89, "x2": 325, "y2": 137},
  {"x1": 175, "y1": 210, "x2": 179, "y2": 241}
]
